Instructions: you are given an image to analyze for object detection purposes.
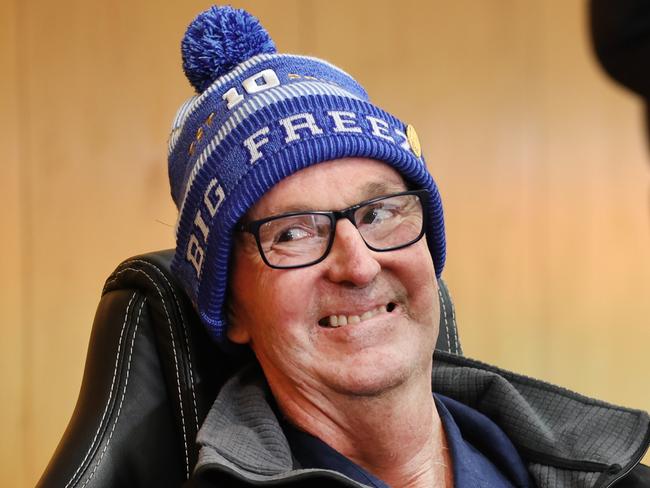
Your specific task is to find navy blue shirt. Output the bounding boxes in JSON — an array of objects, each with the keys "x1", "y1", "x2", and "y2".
[{"x1": 283, "y1": 394, "x2": 533, "y2": 487}]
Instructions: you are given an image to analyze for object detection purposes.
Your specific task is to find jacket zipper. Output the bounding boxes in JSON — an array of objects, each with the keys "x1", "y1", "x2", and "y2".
[{"x1": 603, "y1": 439, "x2": 650, "y2": 487}]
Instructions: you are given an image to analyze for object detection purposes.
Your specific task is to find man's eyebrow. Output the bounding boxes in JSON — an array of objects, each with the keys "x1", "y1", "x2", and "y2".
[
  {"x1": 266, "y1": 180, "x2": 408, "y2": 215},
  {"x1": 359, "y1": 180, "x2": 407, "y2": 199}
]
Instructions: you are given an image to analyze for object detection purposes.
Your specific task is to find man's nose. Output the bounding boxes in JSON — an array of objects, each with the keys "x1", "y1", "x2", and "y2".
[{"x1": 323, "y1": 219, "x2": 381, "y2": 286}]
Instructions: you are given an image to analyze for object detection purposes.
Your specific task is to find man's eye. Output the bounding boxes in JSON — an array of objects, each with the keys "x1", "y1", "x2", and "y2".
[
  {"x1": 275, "y1": 227, "x2": 311, "y2": 243},
  {"x1": 360, "y1": 206, "x2": 395, "y2": 225}
]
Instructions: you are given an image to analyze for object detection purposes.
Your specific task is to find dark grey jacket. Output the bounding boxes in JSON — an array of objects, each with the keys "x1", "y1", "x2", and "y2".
[{"x1": 188, "y1": 352, "x2": 650, "y2": 487}]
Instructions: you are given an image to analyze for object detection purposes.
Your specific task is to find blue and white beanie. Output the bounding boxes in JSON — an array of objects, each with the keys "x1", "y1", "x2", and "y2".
[{"x1": 168, "y1": 6, "x2": 446, "y2": 345}]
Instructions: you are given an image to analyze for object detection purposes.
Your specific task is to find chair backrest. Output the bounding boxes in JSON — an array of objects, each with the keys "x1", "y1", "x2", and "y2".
[{"x1": 37, "y1": 249, "x2": 462, "y2": 487}]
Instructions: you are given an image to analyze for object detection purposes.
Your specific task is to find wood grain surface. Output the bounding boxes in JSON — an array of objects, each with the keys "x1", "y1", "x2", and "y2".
[{"x1": 2, "y1": 1, "x2": 648, "y2": 485}]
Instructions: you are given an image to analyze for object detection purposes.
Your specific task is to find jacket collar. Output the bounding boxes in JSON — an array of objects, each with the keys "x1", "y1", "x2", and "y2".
[{"x1": 195, "y1": 352, "x2": 650, "y2": 487}]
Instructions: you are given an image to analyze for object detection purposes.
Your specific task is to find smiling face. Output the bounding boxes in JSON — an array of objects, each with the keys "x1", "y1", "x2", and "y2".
[{"x1": 227, "y1": 158, "x2": 439, "y2": 401}]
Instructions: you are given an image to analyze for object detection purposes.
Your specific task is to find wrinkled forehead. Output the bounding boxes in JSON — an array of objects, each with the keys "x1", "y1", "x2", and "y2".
[{"x1": 246, "y1": 157, "x2": 409, "y2": 220}]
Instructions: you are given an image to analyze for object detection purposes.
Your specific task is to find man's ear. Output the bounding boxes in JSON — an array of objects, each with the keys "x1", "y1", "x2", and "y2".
[
  {"x1": 226, "y1": 322, "x2": 251, "y2": 344},
  {"x1": 225, "y1": 302, "x2": 251, "y2": 344}
]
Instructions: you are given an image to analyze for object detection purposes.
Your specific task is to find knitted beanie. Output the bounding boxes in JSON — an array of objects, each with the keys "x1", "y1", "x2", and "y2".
[{"x1": 168, "y1": 6, "x2": 446, "y2": 345}]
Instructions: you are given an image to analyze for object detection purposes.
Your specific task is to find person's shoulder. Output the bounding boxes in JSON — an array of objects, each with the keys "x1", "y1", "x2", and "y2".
[{"x1": 617, "y1": 464, "x2": 650, "y2": 487}]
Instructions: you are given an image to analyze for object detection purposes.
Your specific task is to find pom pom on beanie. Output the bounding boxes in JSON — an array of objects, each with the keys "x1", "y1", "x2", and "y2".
[{"x1": 182, "y1": 6, "x2": 277, "y2": 93}]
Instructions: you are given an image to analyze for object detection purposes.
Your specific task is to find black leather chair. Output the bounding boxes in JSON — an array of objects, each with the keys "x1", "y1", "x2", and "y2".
[{"x1": 36, "y1": 250, "x2": 462, "y2": 487}]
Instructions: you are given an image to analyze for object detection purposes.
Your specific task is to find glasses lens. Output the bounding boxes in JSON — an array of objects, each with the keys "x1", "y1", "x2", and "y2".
[
  {"x1": 258, "y1": 213, "x2": 332, "y2": 267},
  {"x1": 354, "y1": 194, "x2": 424, "y2": 250}
]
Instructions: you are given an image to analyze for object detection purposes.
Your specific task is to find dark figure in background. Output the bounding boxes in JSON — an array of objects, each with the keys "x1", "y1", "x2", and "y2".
[{"x1": 591, "y1": 0, "x2": 650, "y2": 145}]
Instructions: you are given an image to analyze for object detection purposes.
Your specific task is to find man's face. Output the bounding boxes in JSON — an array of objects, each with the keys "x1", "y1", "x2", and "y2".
[{"x1": 227, "y1": 158, "x2": 440, "y2": 399}]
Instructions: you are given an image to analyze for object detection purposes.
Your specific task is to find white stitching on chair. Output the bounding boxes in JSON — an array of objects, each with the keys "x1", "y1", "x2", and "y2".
[
  {"x1": 105, "y1": 260, "x2": 200, "y2": 433},
  {"x1": 128, "y1": 260, "x2": 199, "y2": 431},
  {"x1": 105, "y1": 267, "x2": 190, "y2": 479},
  {"x1": 64, "y1": 292, "x2": 137, "y2": 488},
  {"x1": 79, "y1": 299, "x2": 146, "y2": 488},
  {"x1": 438, "y1": 287, "x2": 451, "y2": 352},
  {"x1": 451, "y1": 295, "x2": 460, "y2": 355}
]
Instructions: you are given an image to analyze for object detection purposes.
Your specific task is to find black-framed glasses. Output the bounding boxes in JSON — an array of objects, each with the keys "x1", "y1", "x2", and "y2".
[{"x1": 236, "y1": 189, "x2": 428, "y2": 269}]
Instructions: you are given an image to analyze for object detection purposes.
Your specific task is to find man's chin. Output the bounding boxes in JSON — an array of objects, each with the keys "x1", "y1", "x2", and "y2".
[{"x1": 321, "y1": 357, "x2": 429, "y2": 399}]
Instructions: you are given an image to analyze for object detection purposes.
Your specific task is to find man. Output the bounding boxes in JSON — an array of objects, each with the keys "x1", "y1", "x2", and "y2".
[{"x1": 168, "y1": 6, "x2": 650, "y2": 487}]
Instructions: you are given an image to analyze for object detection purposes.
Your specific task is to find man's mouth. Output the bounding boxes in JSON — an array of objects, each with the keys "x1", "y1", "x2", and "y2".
[{"x1": 318, "y1": 302, "x2": 397, "y2": 328}]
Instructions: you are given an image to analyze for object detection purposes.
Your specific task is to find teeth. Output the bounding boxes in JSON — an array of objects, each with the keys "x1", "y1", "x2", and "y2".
[
  {"x1": 321, "y1": 303, "x2": 394, "y2": 328},
  {"x1": 360, "y1": 310, "x2": 374, "y2": 321}
]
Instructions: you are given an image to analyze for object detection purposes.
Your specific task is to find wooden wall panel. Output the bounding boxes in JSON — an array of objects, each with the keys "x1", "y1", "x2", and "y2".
[
  {"x1": 21, "y1": 0, "x2": 178, "y2": 471},
  {"x1": 3, "y1": 1, "x2": 648, "y2": 484},
  {"x1": 534, "y1": 1, "x2": 649, "y2": 410},
  {"x1": 0, "y1": 0, "x2": 27, "y2": 485}
]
